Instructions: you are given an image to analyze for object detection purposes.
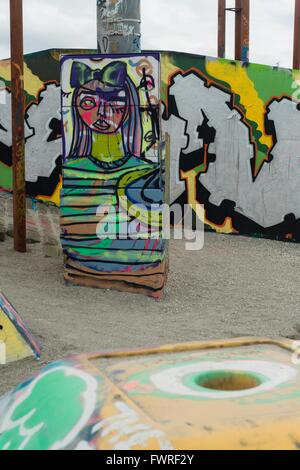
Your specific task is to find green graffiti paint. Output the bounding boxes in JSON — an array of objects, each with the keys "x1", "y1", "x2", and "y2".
[
  {"x1": 0, "y1": 164, "x2": 13, "y2": 190},
  {"x1": 0, "y1": 366, "x2": 98, "y2": 450}
]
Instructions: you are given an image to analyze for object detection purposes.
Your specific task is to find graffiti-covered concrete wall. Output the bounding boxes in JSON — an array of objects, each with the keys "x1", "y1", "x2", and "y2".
[
  {"x1": 1, "y1": 49, "x2": 300, "y2": 242},
  {"x1": 162, "y1": 52, "x2": 300, "y2": 242},
  {"x1": 0, "y1": 49, "x2": 95, "y2": 205}
]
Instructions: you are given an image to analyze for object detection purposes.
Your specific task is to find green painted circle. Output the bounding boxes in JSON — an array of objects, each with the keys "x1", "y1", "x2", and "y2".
[{"x1": 183, "y1": 370, "x2": 269, "y2": 394}]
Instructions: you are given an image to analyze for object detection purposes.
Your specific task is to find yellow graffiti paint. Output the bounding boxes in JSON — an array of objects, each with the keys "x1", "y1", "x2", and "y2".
[
  {"x1": 0, "y1": 60, "x2": 10, "y2": 82},
  {"x1": 292, "y1": 69, "x2": 300, "y2": 83},
  {"x1": 181, "y1": 167, "x2": 235, "y2": 234},
  {"x1": 0, "y1": 308, "x2": 33, "y2": 364},
  {"x1": 38, "y1": 179, "x2": 62, "y2": 206},
  {"x1": 206, "y1": 59, "x2": 273, "y2": 151},
  {"x1": 161, "y1": 54, "x2": 178, "y2": 86},
  {"x1": 24, "y1": 62, "x2": 45, "y2": 97},
  {"x1": 0, "y1": 60, "x2": 44, "y2": 98},
  {"x1": 85, "y1": 337, "x2": 300, "y2": 450},
  {"x1": 92, "y1": 133, "x2": 123, "y2": 163}
]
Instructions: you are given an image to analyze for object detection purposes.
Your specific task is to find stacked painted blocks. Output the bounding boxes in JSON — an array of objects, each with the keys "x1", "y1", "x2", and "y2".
[{"x1": 60, "y1": 54, "x2": 168, "y2": 298}]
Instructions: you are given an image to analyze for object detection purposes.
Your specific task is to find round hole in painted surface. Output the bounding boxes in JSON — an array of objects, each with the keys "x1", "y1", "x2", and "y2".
[{"x1": 195, "y1": 371, "x2": 262, "y2": 392}]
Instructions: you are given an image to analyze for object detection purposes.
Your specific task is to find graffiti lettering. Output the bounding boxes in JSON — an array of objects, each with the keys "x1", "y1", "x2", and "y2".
[{"x1": 164, "y1": 58, "x2": 300, "y2": 241}]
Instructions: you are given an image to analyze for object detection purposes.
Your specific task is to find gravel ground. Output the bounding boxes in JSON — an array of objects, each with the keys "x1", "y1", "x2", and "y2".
[{"x1": 0, "y1": 232, "x2": 300, "y2": 396}]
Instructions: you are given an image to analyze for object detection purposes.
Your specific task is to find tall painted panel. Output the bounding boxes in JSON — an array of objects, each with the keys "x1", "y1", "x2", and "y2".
[{"x1": 60, "y1": 54, "x2": 168, "y2": 298}]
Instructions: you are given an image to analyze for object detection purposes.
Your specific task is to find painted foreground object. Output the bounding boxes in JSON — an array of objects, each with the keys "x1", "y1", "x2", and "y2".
[
  {"x1": 60, "y1": 54, "x2": 168, "y2": 298},
  {"x1": 1, "y1": 338, "x2": 300, "y2": 450},
  {"x1": 0, "y1": 293, "x2": 41, "y2": 364}
]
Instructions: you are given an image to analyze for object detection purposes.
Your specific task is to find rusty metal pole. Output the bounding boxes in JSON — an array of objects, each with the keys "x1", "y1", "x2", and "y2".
[
  {"x1": 241, "y1": 0, "x2": 250, "y2": 63},
  {"x1": 235, "y1": 0, "x2": 242, "y2": 61},
  {"x1": 10, "y1": 0, "x2": 26, "y2": 253},
  {"x1": 218, "y1": 0, "x2": 226, "y2": 58},
  {"x1": 294, "y1": 0, "x2": 300, "y2": 69},
  {"x1": 235, "y1": 0, "x2": 249, "y2": 63}
]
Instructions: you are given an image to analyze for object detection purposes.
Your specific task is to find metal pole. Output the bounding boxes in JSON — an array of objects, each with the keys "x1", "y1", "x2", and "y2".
[
  {"x1": 235, "y1": 0, "x2": 249, "y2": 63},
  {"x1": 10, "y1": 0, "x2": 26, "y2": 253},
  {"x1": 97, "y1": 0, "x2": 141, "y2": 54},
  {"x1": 235, "y1": 0, "x2": 242, "y2": 61},
  {"x1": 218, "y1": 0, "x2": 226, "y2": 58},
  {"x1": 294, "y1": 0, "x2": 300, "y2": 69},
  {"x1": 97, "y1": 0, "x2": 109, "y2": 53}
]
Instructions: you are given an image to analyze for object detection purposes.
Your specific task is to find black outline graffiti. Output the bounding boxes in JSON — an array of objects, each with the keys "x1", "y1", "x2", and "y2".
[
  {"x1": 165, "y1": 69, "x2": 300, "y2": 242},
  {"x1": 0, "y1": 81, "x2": 62, "y2": 198}
]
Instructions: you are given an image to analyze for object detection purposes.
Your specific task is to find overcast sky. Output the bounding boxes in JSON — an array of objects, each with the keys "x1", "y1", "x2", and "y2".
[{"x1": 0, "y1": 0, "x2": 295, "y2": 68}]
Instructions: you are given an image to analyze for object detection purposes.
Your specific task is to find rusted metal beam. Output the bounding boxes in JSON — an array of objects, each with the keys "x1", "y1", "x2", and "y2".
[
  {"x1": 235, "y1": 0, "x2": 242, "y2": 61},
  {"x1": 10, "y1": 0, "x2": 26, "y2": 252},
  {"x1": 294, "y1": 0, "x2": 300, "y2": 69},
  {"x1": 235, "y1": 0, "x2": 249, "y2": 63},
  {"x1": 218, "y1": 0, "x2": 226, "y2": 58}
]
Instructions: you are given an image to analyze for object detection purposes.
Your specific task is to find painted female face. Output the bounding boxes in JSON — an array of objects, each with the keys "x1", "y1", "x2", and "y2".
[{"x1": 76, "y1": 80, "x2": 128, "y2": 134}]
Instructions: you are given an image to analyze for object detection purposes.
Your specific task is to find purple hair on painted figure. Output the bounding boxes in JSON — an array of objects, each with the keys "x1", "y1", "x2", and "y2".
[{"x1": 68, "y1": 64, "x2": 143, "y2": 159}]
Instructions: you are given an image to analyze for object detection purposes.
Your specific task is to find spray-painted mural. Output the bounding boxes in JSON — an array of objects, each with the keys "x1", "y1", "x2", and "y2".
[
  {"x1": 162, "y1": 52, "x2": 300, "y2": 242},
  {"x1": 0, "y1": 49, "x2": 95, "y2": 205},
  {"x1": 60, "y1": 54, "x2": 168, "y2": 298},
  {"x1": 2, "y1": 49, "x2": 300, "y2": 242}
]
